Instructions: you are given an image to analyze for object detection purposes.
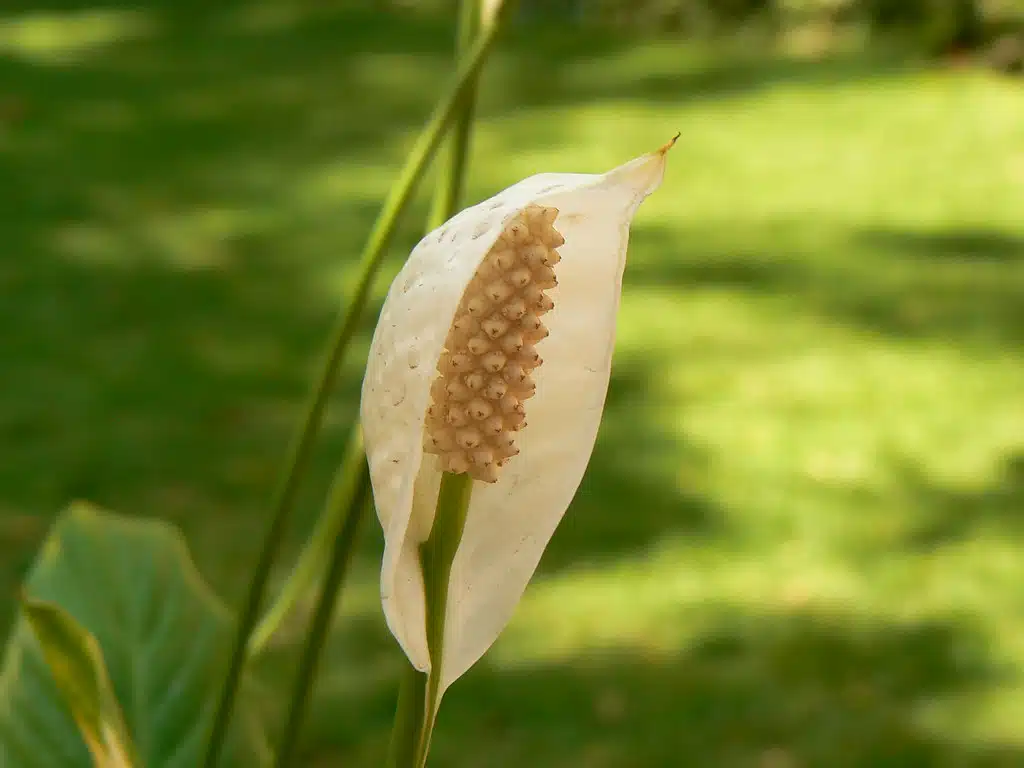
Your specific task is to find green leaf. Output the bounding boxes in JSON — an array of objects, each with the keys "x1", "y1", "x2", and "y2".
[
  {"x1": 21, "y1": 597, "x2": 137, "y2": 768},
  {"x1": 0, "y1": 503, "x2": 271, "y2": 768}
]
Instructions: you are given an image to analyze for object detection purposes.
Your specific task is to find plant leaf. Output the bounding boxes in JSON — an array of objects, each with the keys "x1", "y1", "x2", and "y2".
[
  {"x1": 21, "y1": 597, "x2": 136, "y2": 768},
  {"x1": 0, "y1": 502, "x2": 271, "y2": 768}
]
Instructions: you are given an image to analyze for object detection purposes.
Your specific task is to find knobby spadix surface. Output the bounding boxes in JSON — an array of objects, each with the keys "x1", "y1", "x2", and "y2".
[{"x1": 362, "y1": 141, "x2": 673, "y2": 692}]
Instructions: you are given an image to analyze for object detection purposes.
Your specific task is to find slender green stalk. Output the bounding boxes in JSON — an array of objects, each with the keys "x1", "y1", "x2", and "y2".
[
  {"x1": 272, "y1": 454, "x2": 371, "y2": 768},
  {"x1": 413, "y1": 472, "x2": 474, "y2": 767},
  {"x1": 247, "y1": 427, "x2": 365, "y2": 657},
  {"x1": 200, "y1": 9, "x2": 516, "y2": 767},
  {"x1": 384, "y1": 663, "x2": 428, "y2": 768},
  {"x1": 427, "y1": 0, "x2": 480, "y2": 231}
]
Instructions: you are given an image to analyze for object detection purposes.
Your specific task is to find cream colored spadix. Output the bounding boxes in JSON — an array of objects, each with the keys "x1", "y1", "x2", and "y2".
[{"x1": 361, "y1": 140, "x2": 674, "y2": 692}]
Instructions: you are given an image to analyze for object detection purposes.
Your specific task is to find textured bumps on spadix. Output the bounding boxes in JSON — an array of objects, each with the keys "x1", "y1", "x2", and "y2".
[{"x1": 423, "y1": 205, "x2": 561, "y2": 483}]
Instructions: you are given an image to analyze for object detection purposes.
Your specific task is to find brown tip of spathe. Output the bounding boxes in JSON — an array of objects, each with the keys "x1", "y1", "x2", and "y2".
[{"x1": 658, "y1": 132, "x2": 681, "y2": 155}]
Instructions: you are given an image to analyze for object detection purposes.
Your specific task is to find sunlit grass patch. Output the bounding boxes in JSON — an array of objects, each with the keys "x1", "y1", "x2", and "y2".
[{"x1": 0, "y1": 8, "x2": 153, "y2": 63}]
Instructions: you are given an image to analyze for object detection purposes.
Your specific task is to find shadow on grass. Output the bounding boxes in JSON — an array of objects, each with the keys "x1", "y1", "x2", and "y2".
[
  {"x1": 541, "y1": 360, "x2": 722, "y2": 573},
  {"x1": 0, "y1": 224, "x2": 369, "y2": 629},
  {"x1": 627, "y1": 223, "x2": 1024, "y2": 347},
  {"x1": 857, "y1": 229, "x2": 1024, "y2": 264},
  {"x1": 303, "y1": 608, "x2": 1020, "y2": 767},
  {"x1": 896, "y1": 451, "x2": 1024, "y2": 549}
]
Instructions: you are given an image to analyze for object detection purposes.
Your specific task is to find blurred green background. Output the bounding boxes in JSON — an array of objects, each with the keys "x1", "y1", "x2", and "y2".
[{"x1": 2, "y1": 0, "x2": 1023, "y2": 765}]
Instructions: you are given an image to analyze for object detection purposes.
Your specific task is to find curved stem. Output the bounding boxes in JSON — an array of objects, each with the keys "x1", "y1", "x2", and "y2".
[
  {"x1": 272, "y1": 454, "x2": 371, "y2": 768},
  {"x1": 427, "y1": 0, "x2": 481, "y2": 231},
  {"x1": 413, "y1": 471, "x2": 474, "y2": 767},
  {"x1": 201, "y1": 13, "x2": 514, "y2": 767},
  {"x1": 247, "y1": 428, "x2": 365, "y2": 657},
  {"x1": 384, "y1": 663, "x2": 428, "y2": 768}
]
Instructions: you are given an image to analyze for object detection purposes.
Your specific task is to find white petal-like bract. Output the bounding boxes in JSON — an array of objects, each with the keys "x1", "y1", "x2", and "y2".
[{"x1": 361, "y1": 142, "x2": 672, "y2": 692}]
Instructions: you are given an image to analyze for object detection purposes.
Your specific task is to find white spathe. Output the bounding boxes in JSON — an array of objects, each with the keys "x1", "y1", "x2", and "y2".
[{"x1": 361, "y1": 142, "x2": 673, "y2": 693}]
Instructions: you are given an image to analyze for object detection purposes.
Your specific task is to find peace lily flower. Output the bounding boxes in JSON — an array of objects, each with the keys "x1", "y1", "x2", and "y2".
[{"x1": 362, "y1": 139, "x2": 674, "y2": 695}]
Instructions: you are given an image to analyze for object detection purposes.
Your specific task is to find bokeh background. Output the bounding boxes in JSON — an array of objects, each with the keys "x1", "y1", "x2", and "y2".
[{"x1": 2, "y1": 0, "x2": 1024, "y2": 765}]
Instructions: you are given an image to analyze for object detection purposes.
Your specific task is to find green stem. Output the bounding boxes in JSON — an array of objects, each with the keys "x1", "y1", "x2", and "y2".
[
  {"x1": 247, "y1": 427, "x2": 366, "y2": 657},
  {"x1": 384, "y1": 663, "x2": 428, "y2": 768},
  {"x1": 381, "y1": 474, "x2": 474, "y2": 768},
  {"x1": 272, "y1": 454, "x2": 371, "y2": 768},
  {"x1": 427, "y1": 0, "x2": 481, "y2": 231},
  {"x1": 414, "y1": 471, "x2": 474, "y2": 767},
  {"x1": 201, "y1": 10, "x2": 514, "y2": 768}
]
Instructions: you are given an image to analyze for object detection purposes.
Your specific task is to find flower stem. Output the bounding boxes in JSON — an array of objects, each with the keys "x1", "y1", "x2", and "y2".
[
  {"x1": 201, "y1": 10, "x2": 515, "y2": 767},
  {"x1": 427, "y1": 0, "x2": 480, "y2": 231},
  {"x1": 384, "y1": 662, "x2": 428, "y2": 768},
  {"x1": 382, "y1": 473, "x2": 474, "y2": 768},
  {"x1": 247, "y1": 427, "x2": 365, "y2": 657},
  {"x1": 415, "y1": 472, "x2": 474, "y2": 767},
  {"x1": 272, "y1": 451, "x2": 371, "y2": 768},
  {"x1": 382, "y1": 473, "x2": 473, "y2": 768}
]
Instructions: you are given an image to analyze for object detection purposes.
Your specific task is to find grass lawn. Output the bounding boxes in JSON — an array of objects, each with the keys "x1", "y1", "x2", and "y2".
[{"x1": 2, "y1": 2, "x2": 1023, "y2": 765}]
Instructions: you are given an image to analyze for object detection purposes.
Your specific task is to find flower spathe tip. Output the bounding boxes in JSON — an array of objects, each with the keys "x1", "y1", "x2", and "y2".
[
  {"x1": 660, "y1": 132, "x2": 681, "y2": 154},
  {"x1": 362, "y1": 145, "x2": 672, "y2": 690},
  {"x1": 598, "y1": 137, "x2": 675, "y2": 202}
]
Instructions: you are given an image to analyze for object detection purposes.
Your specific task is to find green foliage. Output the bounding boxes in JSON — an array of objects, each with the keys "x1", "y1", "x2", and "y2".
[{"x1": 0, "y1": 504, "x2": 271, "y2": 768}]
